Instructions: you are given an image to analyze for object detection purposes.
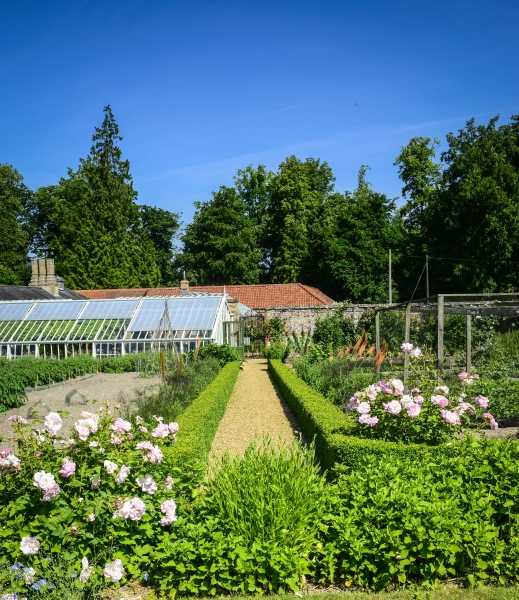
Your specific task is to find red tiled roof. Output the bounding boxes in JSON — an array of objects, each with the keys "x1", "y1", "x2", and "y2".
[{"x1": 77, "y1": 283, "x2": 335, "y2": 309}]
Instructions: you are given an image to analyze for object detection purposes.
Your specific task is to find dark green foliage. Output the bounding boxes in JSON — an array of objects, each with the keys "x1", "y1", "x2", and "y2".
[
  {"x1": 189, "y1": 343, "x2": 240, "y2": 367},
  {"x1": 0, "y1": 164, "x2": 31, "y2": 285},
  {"x1": 267, "y1": 156, "x2": 335, "y2": 283},
  {"x1": 268, "y1": 359, "x2": 435, "y2": 471},
  {"x1": 294, "y1": 356, "x2": 377, "y2": 406},
  {"x1": 31, "y1": 106, "x2": 160, "y2": 289},
  {"x1": 165, "y1": 361, "x2": 240, "y2": 469},
  {"x1": 131, "y1": 356, "x2": 221, "y2": 424},
  {"x1": 312, "y1": 309, "x2": 358, "y2": 352},
  {"x1": 395, "y1": 115, "x2": 519, "y2": 295},
  {"x1": 0, "y1": 353, "x2": 144, "y2": 412},
  {"x1": 139, "y1": 205, "x2": 181, "y2": 286},
  {"x1": 180, "y1": 185, "x2": 262, "y2": 284},
  {"x1": 305, "y1": 167, "x2": 404, "y2": 302},
  {"x1": 314, "y1": 438, "x2": 519, "y2": 589}
]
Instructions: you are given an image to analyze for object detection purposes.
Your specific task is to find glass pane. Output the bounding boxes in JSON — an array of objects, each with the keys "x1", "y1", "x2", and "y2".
[
  {"x1": 26, "y1": 301, "x2": 85, "y2": 321},
  {"x1": 80, "y1": 299, "x2": 139, "y2": 320},
  {"x1": 0, "y1": 302, "x2": 34, "y2": 321}
]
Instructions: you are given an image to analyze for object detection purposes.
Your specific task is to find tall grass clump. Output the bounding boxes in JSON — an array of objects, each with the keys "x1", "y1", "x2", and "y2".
[{"x1": 205, "y1": 438, "x2": 324, "y2": 551}]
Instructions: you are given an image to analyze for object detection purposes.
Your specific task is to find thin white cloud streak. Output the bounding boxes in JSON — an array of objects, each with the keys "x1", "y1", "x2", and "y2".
[{"x1": 136, "y1": 105, "x2": 518, "y2": 184}]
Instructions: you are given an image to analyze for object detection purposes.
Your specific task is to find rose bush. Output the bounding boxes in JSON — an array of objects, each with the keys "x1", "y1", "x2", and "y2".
[
  {"x1": 0, "y1": 402, "x2": 185, "y2": 595},
  {"x1": 347, "y1": 342, "x2": 497, "y2": 445}
]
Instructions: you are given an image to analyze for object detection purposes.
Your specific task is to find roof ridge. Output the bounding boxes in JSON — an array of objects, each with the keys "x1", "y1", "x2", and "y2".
[{"x1": 298, "y1": 283, "x2": 331, "y2": 304}]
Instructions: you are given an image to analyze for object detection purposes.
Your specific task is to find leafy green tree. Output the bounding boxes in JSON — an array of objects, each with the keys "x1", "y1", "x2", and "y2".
[
  {"x1": 305, "y1": 167, "x2": 403, "y2": 302},
  {"x1": 267, "y1": 156, "x2": 335, "y2": 283},
  {"x1": 56, "y1": 106, "x2": 160, "y2": 289},
  {"x1": 139, "y1": 205, "x2": 181, "y2": 286},
  {"x1": 396, "y1": 115, "x2": 519, "y2": 294},
  {"x1": 0, "y1": 164, "x2": 31, "y2": 285},
  {"x1": 180, "y1": 185, "x2": 262, "y2": 285}
]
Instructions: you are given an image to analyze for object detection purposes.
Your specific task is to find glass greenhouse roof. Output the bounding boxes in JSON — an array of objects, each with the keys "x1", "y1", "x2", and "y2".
[{"x1": 0, "y1": 295, "x2": 226, "y2": 344}]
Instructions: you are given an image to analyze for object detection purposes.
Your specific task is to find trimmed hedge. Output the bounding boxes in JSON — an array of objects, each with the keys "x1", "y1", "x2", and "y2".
[
  {"x1": 166, "y1": 361, "x2": 241, "y2": 469},
  {"x1": 269, "y1": 359, "x2": 438, "y2": 470}
]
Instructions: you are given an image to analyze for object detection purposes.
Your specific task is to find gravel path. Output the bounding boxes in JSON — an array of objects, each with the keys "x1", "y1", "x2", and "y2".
[
  {"x1": 0, "y1": 372, "x2": 160, "y2": 449},
  {"x1": 210, "y1": 358, "x2": 301, "y2": 457}
]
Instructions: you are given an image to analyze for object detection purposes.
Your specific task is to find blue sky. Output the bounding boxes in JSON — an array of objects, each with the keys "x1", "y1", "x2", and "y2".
[{"x1": 1, "y1": 0, "x2": 518, "y2": 223}]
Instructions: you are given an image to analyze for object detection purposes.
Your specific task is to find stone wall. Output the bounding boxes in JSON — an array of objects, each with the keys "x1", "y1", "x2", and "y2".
[{"x1": 256, "y1": 304, "x2": 379, "y2": 335}]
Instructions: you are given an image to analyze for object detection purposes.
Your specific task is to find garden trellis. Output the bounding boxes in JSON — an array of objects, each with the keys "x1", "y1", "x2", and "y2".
[
  {"x1": 374, "y1": 293, "x2": 519, "y2": 380},
  {"x1": 0, "y1": 294, "x2": 233, "y2": 360}
]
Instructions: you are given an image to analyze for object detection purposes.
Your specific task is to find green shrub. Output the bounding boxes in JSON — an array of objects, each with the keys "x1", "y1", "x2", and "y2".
[
  {"x1": 262, "y1": 342, "x2": 290, "y2": 362},
  {"x1": 188, "y1": 343, "x2": 240, "y2": 367},
  {"x1": 269, "y1": 359, "x2": 437, "y2": 470},
  {"x1": 164, "y1": 361, "x2": 241, "y2": 471},
  {"x1": 314, "y1": 437, "x2": 519, "y2": 590}
]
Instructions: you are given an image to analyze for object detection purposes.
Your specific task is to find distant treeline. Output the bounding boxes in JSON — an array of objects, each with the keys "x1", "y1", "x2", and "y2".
[{"x1": 1, "y1": 106, "x2": 519, "y2": 301}]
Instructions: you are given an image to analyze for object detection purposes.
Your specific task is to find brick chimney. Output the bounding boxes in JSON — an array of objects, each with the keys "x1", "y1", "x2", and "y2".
[
  {"x1": 226, "y1": 297, "x2": 240, "y2": 321},
  {"x1": 29, "y1": 258, "x2": 60, "y2": 295},
  {"x1": 180, "y1": 276, "x2": 189, "y2": 291}
]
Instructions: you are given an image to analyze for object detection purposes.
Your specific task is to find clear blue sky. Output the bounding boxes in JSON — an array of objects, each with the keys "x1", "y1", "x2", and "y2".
[{"x1": 1, "y1": 0, "x2": 518, "y2": 223}]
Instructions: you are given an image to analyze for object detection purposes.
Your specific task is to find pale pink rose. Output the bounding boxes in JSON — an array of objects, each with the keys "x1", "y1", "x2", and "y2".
[
  {"x1": 110, "y1": 434, "x2": 122, "y2": 445},
  {"x1": 457, "y1": 402, "x2": 475, "y2": 414},
  {"x1": 383, "y1": 400, "x2": 402, "y2": 415},
  {"x1": 43, "y1": 483, "x2": 61, "y2": 501},
  {"x1": 164, "y1": 476, "x2": 174, "y2": 491},
  {"x1": 33, "y1": 470, "x2": 57, "y2": 491},
  {"x1": 104, "y1": 460, "x2": 118, "y2": 474},
  {"x1": 410, "y1": 347, "x2": 422, "y2": 358},
  {"x1": 0, "y1": 451, "x2": 21, "y2": 472},
  {"x1": 375, "y1": 381, "x2": 393, "y2": 395},
  {"x1": 159, "y1": 499, "x2": 178, "y2": 526},
  {"x1": 389, "y1": 379, "x2": 404, "y2": 396},
  {"x1": 489, "y1": 420, "x2": 499, "y2": 430},
  {"x1": 400, "y1": 342, "x2": 414, "y2": 352},
  {"x1": 127, "y1": 433, "x2": 134, "y2": 440},
  {"x1": 60, "y1": 457, "x2": 76, "y2": 478},
  {"x1": 152, "y1": 423, "x2": 170, "y2": 438},
  {"x1": 431, "y1": 395, "x2": 449, "y2": 408},
  {"x1": 80, "y1": 557, "x2": 94, "y2": 582},
  {"x1": 44, "y1": 412, "x2": 63, "y2": 436},
  {"x1": 458, "y1": 372, "x2": 468, "y2": 380},
  {"x1": 358, "y1": 414, "x2": 379, "y2": 426},
  {"x1": 136, "y1": 441, "x2": 163, "y2": 463},
  {"x1": 74, "y1": 423, "x2": 91, "y2": 441},
  {"x1": 136, "y1": 474, "x2": 157, "y2": 495},
  {"x1": 347, "y1": 397, "x2": 358, "y2": 411},
  {"x1": 400, "y1": 394, "x2": 413, "y2": 407},
  {"x1": 116, "y1": 497, "x2": 146, "y2": 521},
  {"x1": 365, "y1": 385, "x2": 378, "y2": 401},
  {"x1": 115, "y1": 465, "x2": 131, "y2": 484},
  {"x1": 112, "y1": 418, "x2": 132, "y2": 433},
  {"x1": 9, "y1": 415, "x2": 28, "y2": 424},
  {"x1": 475, "y1": 395, "x2": 489, "y2": 408},
  {"x1": 139, "y1": 426, "x2": 148, "y2": 433},
  {"x1": 441, "y1": 410, "x2": 461, "y2": 426},
  {"x1": 104, "y1": 558, "x2": 125, "y2": 582},
  {"x1": 88, "y1": 513, "x2": 96, "y2": 522},
  {"x1": 356, "y1": 402, "x2": 371, "y2": 415},
  {"x1": 413, "y1": 395, "x2": 424, "y2": 405},
  {"x1": 168, "y1": 422, "x2": 179, "y2": 434},
  {"x1": 472, "y1": 374, "x2": 480, "y2": 380},
  {"x1": 406, "y1": 403, "x2": 421, "y2": 418},
  {"x1": 434, "y1": 386, "x2": 449, "y2": 395},
  {"x1": 411, "y1": 387, "x2": 421, "y2": 394}
]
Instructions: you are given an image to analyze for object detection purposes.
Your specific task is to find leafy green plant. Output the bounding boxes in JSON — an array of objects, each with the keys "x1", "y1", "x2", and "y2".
[
  {"x1": 186, "y1": 343, "x2": 240, "y2": 367},
  {"x1": 205, "y1": 438, "x2": 324, "y2": 549}
]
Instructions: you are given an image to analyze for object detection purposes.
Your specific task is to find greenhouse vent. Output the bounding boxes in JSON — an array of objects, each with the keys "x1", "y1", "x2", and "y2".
[{"x1": 0, "y1": 294, "x2": 242, "y2": 360}]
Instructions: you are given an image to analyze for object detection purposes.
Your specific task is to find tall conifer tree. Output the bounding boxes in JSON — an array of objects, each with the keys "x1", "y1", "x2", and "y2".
[{"x1": 58, "y1": 106, "x2": 160, "y2": 289}]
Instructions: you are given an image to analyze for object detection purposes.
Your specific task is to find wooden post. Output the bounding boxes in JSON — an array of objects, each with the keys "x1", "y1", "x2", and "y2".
[
  {"x1": 466, "y1": 313, "x2": 471, "y2": 374},
  {"x1": 375, "y1": 312, "x2": 380, "y2": 354},
  {"x1": 403, "y1": 303, "x2": 411, "y2": 382},
  {"x1": 389, "y1": 250, "x2": 392, "y2": 304},
  {"x1": 437, "y1": 295, "x2": 444, "y2": 371}
]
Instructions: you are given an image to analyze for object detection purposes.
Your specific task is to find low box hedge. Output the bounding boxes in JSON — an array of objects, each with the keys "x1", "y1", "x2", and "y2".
[
  {"x1": 166, "y1": 360, "x2": 241, "y2": 469},
  {"x1": 268, "y1": 359, "x2": 437, "y2": 470}
]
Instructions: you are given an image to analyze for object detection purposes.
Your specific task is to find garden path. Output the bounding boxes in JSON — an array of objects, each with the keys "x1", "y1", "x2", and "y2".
[{"x1": 210, "y1": 358, "x2": 301, "y2": 457}]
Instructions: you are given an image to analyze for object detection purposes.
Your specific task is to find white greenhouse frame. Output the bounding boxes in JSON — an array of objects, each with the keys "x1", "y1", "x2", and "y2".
[{"x1": 0, "y1": 295, "x2": 233, "y2": 360}]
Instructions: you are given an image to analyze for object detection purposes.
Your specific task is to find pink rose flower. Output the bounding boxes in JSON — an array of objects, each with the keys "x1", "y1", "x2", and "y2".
[
  {"x1": 389, "y1": 379, "x2": 404, "y2": 396},
  {"x1": 112, "y1": 418, "x2": 132, "y2": 434},
  {"x1": 152, "y1": 423, "x2": 170, "y2": 438},
  {"x1": 400, "y1": 342, "x2": 414, "y2": 353},
  {"x1": 60, "y1": 458, "x2": 76, "y2": 478},
  {"x1": 383, "y1": 400, "x2": 402, "y2": 415},
  {"x1": 406, "y1": 403, "x2": 421, "y2": 418},
  {"x1": 136, "y1": 441, "x2": 164, "y2": 463},
  {"x1": 441, "y1": 410, "x2": 461, "y2": 426},
  {"x1": 475, "y1": 395, "x2": 489, "y2": 408},
  {"x1": 431, "y1": 395, "x2": 449, "y2": 408},
  {"x1": 413, "y1": 395, "x2": 424, "y2": 405},
  {"x1": 159, "y1": 499, "x2": 178, "y2": 526},
  {"x1": 356, "y1": 402, "x2": 371, "y2": 415},
  {"x1": 458, "y1": 372, "x2": 468, "y2": 380}
]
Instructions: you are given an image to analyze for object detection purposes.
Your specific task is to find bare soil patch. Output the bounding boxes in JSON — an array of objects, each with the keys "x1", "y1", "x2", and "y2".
[{"x1": 0, "y1": 372, "x2": 160, "y2": 449}]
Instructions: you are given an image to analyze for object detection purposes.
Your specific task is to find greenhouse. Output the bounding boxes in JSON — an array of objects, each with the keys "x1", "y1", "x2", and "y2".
[{"x1": 0, "y1": 294, "x2": 234, "y2": 360}]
